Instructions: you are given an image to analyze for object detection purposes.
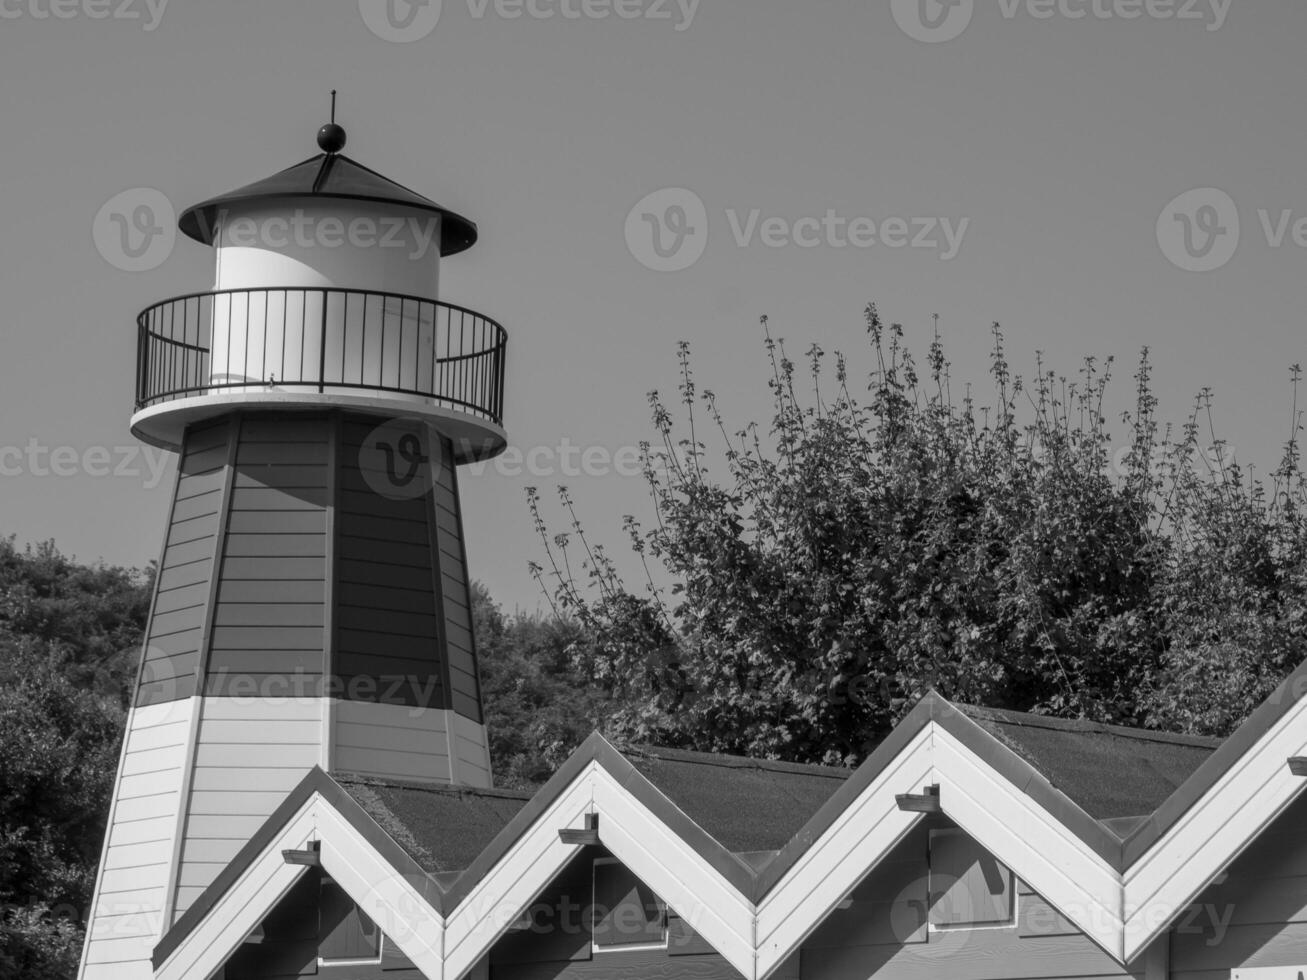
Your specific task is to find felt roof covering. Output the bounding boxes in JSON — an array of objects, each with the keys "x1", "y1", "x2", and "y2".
[
  {"x1": 335, "y1": 774, "x2": 531, "y2": 875},
  {"x1": 624, "y1": 746, "x2": 851, "y2": 853},
  {"x1": 953, "y1": 704, "x2": 1222, "y2": 821},
  {"x1": 177, "y1": 151, "x2": 479, "y2": 255}
]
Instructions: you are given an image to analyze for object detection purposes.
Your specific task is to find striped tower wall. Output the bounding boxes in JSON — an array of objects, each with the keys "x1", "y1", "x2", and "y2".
[{"x1": 79, "y1": 409, "x2": 490, "y2": 979}]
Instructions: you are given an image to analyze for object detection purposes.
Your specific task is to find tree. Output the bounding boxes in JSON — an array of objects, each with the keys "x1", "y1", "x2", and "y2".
[
  {"x1": 0, "y1": 537, "x2": 150, "y2": 979},
  {"x1": 530, "y1": 306, "x2": 1307, "y2": 765},
  {"x1": 473, "y1": 583, "x2": 617, "y2": 789}
]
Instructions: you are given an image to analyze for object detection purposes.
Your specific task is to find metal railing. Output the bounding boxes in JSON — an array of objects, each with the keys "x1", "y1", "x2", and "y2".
[{"x1": 135, "y1": 288, "x2": 507, "y2": 426}]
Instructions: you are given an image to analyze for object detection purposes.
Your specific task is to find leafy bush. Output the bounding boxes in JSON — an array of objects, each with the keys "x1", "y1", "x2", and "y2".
[{"x1": 530, "y1": 306, "x2": 1307, "y2": 765}]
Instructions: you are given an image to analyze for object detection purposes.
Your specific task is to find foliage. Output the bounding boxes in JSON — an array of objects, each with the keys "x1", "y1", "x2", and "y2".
[
  {"x1": 0, "y1": 537, "x2": 150, "y2": 979},
  {"x1": 473, "y1": 583, "x2": 618, "y2": 790},
  {"x1": 530, "y1": 307, "x2": 1307, "y2": 765}
]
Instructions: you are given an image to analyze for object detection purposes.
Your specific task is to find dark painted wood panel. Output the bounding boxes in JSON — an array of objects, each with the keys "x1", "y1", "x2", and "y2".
[
  {"x1": 153, "y1": 581, "x2": 211, "y2": 615},
  {"x1": 451, "y1": 688, "x2": 482, "y2": 721},
  {"x1": 182, "y1": 420, "x2": 231, "y2": 455},
  {"x1": 218, "y1": 580, "x2": 326, "y2": 605},
  {"x1": 337, "y1": 581, "x2": 437, "y2": 615},
  {"x1": 234, "y1": 465, "x2": 329, "y2": 490},
  {"x1": 239, "y1": 417, "x2": 330, "y2": 443},
  {"x1": 338, "y1": 488, "x2": 428, "y2": 522},
  {"x1": 210, "y1": 626, "x2": 324, "y2": 650},
  {"x1": 162, "y1": 536, "x2": 215, "y2": 569},
  {"x1": 137, "y1": 672, "x2": 197, "y2": 706},
  {"x1": 229, "y1": 486, "x2": 329, "y2": 511},
  {"x1": 139, "y1": 649, "x2": 199, "y2": 683},
  {"x1": 336, "y1": 629, "x2": 438, "y2": 661},
  {"x1": 173, "y1": 467, "x2": 226, "y2": 502},
  {"x1": 226, "y1": 510, "x2": 326, "y2": 535},
  {"x1": 336, "y1": 605, "x2": 437, "y2": 638},
  {"x1": 179, "y1": 443, "x2": 228, "y2": 477},
  {"x1": 144, "y1": 627, "x2": 203, "y2": 658},
  {"x1": 337, "y1": 535, "x2": 432, "y2": 569},
  {"x1": 208, "y1": 649, "x2": 324, "y2": 676},
  {"x1": 166, "y1": 513, "x2": 219, "y2": 548},
  {"x1": 224, "y1": 533, "x2": 329, "y2": 558},
  {"x1": 236, "y1": 441, "x2": 330, "y2": 466},
  {"x1": 212, "y1": 603, "x2": 325, "y2": 628},
  {"x1": 171, "y1": 487, "x2": 224, "y2": 521},
  {"x1": 149, "y1": 604, "x2": 208, "y2": 640},
  {"x1": 221, "y1": 557, "x2": 326, "y2": 581},
  {"x1": 340, "y1": 513, "x2": 431, "y2": 543},
  {"x1": 157, "y1": 558, "x2": 212, "y2": 592},
  {"x1": 336, "y1": 560, "x2": 433, "y2": 591}
]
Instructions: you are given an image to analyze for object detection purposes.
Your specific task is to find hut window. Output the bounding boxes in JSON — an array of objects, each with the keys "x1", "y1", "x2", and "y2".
[
  {"x1": 319, "y1": 879, "x2": 383, "y2": 964},
  {"x1": 927, "y1": 829, "x2": 1015, "y2": 929},
  {"x1": 591, "y1": 858, "x2": 667, "y2": 951}
]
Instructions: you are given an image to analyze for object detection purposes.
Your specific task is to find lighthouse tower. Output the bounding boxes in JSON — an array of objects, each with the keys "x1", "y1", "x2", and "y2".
[{"x1": 80, "y1": 116, "x2": 506, "y2": 979}]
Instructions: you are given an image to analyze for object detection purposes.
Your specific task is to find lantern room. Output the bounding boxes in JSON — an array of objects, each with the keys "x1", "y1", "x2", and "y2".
[{"x1": 130, "y1": 120, "x2": 506, "y2": 462}]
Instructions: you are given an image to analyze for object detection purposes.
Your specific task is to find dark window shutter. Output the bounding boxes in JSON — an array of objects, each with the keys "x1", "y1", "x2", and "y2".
[
  {"x1": 928, "y1": 831, "x2": 1014, "y2": 928},
  {"x1": 319, "y1": 880, "x2": 381, "y2": 962},
  {"x1": 592, "y1": 861, "x2": 665, "y2": 949}
]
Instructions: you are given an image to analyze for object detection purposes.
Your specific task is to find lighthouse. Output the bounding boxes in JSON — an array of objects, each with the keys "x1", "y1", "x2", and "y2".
[{"x1": 80, "y1": 113, "x2": 506, "y2": 979}]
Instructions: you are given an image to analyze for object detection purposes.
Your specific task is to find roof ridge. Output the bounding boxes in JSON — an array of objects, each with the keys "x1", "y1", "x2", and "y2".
[
  {"x1": 953, "y1": 703, "x2": 1224, "y2": 748},
  {"x1": 627, "y1": 744, "x2": 852, "y2": 779},
  {"x1": 330, "y1": 771, "x2": 535, "y2": 801}
]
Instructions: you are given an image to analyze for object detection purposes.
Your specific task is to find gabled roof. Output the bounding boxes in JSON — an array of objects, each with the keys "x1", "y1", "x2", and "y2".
[
  {"x1": 177, "y1": 152, "x2": 478, "y2": 255},
  {"x1": 336, "y1": 774, "x2": 531, "y2": 876},
  {"x1": 954, "y1": 703, "x2": 1221, "y2": 820},
  {"x1": 152, "y1": 668, "x2": 1307, "y2": 980},
  {"x1": 626, "y1": 746, "x2": 851, "y2": 853}
]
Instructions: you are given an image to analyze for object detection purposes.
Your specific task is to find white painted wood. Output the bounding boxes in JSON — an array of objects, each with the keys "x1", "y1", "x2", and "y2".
[
  {"x1": 593, "y1": 766, "x2": 757, "y2": 978},
  {"x1": 442, "y1": 762, "x2": 598, "y2": 979},
  {"x1": 755, "y1": 726, "x2": 933, "y2": 979},
  {"x1": 316, "y1": 801, "x2": 446, "y2": 976},
  {"x1": 153, "y1": 798, "x2": 318, "y2": 980},
  {"x1": 933, "y1": 726, "x2": 1124, "y2": 959},
  {"x1": 172, "y1": 696, "x2": 324, "y2": 917},
  {"x1": 1122, "y1": 694, "x2": 1307, "y2": 961},
  {"x1": 450, "y1": 714, "x2": 493, "y2": 788},
  {"x1": 78, "y1": 698, "x2": 195, "y2": 980}
]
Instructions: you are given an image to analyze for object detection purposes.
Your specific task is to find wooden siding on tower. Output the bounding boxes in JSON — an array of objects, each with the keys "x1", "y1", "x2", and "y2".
[
  {"x1": 205, "y1": 416, "x2": 328, "y2": 698},
  {"x1": 171, "y1": 698, "x2": 322, "y2": 920},
  {"x1": 334, "y1": 417, "x2": 444, "y2": 709},
  {"x1": 81, "y1": 700, "x2": 195, "y2": 979},
  {"x1": 332, "y1": 699, "x2": 453, "y2": 783},
  {"x1": 432, "y1": 436, "x2": 482, "y2": 723},
  {"x1": 137, "y1": 420, "x2": 228, "y2": 707}
]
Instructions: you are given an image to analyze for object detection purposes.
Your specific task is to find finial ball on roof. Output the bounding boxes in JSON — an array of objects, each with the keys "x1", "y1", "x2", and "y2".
[{"x1": 317, "y1": 123, "x2": 347, "y2": 154}]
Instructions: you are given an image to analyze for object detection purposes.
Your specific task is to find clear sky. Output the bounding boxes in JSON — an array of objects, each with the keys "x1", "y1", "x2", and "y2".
[{"x1": 1, "y1": 0, "x2": 1304, "y2": 612}]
